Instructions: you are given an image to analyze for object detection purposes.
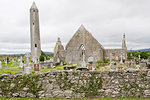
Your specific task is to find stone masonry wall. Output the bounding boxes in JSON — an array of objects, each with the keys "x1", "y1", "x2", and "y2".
[{"x1": 0, "y1": 70, "x2": 150, "y2": 98}]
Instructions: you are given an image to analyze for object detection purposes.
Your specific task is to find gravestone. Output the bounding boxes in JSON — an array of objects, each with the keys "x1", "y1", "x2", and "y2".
[
  {"x1": 50, "y1": 57, "x2": 53, "y2": 62},
  {"x1": 60, "y1": 61, "x2": 63, "y2": 66},
  {"x1": 19, "y1": 56, "x2": 23, "y2": 68},
  {"x1": 5, "y1": 58, "x2": 8, "y2": 67},
  {"x1": 0, "y1": 61, "x2": 2, "y2": 70},
  {"x1": 136, "y1": 65, "x2": 140, "y2": 70},
  {"x1": 140, "y1": 62, "x2": 147, "y2": 69},
  {"x1": 120, "y1": 55, "x2": 123, "y2": 64},
  {"x1": 128, "y1": 60, "x2": 136, "y2": 70},
  {"x1": 24, "y1": 53, "x2": 32, "y2": 74},
  {"x1": 109, "y1": 61, "x2": 116, "y2": 71}
]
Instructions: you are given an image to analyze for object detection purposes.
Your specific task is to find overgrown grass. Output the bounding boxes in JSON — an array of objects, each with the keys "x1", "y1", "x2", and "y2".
[
  {"x1": 0, "y1": 70, "x2": 22, "y2": 74},
  {"x1": 0, "y1": 97, "x2": 150, "y2": 100},
  {"x1": 41, "y1": 68, "x2": 52, "y2": 73}
]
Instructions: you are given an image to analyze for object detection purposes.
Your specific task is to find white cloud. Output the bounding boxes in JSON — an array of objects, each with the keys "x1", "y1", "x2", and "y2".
[{"x1": 0, "y1": 0, "x2": 149, "y2": 54}]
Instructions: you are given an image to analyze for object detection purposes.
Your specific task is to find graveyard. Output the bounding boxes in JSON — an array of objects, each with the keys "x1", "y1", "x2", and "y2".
[
  {"x1": 0, "y1": 51, "x2": 150, "y2": 99},
  {"x1": 0, "y1": 51, "x2": 150, "y2": 75}
]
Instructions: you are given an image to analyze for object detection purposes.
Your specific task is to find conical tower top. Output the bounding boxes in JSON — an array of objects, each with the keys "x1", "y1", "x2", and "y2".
[
  {"x1": 30, "y1": 2, "x2": 38, "y2": 9},
  {"x1": 123, "y1": 33, "x2": 125, "y2": 38}
]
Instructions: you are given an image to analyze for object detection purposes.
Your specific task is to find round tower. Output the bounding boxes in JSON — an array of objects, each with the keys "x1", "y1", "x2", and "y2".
[{"x1": 30, "y1": 2, "x2": 41, "y2": 61}]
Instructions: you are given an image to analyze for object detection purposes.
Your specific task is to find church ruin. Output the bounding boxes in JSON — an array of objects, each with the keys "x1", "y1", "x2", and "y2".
[{"x1": 54, "y1": 25, "x2": 127, "y2": 64}]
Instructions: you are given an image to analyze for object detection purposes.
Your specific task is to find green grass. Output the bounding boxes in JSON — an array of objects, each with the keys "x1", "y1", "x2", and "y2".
[
  {"x1": 41, "y1": 68, "x2": 52, "y2": 73},
  {"x1": 54, "y1": 65, "x2": 64, "y2": 70},
  {"x1": 0, "y1": 97, "x2": 150, "y2": 100},
  {"x1": 0, "y1": 70, "x2": 22, "y2": 74}
]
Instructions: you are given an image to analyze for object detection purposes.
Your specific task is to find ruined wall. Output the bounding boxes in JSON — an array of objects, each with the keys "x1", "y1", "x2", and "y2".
[
  {"x1": 65, "y1": 25, "x2": 104, "y2": 64},
  {"x1": 104, "y1": 49, "x2": 126, "y2": 60},
  {"x1": 0, "y1": 70, "x2": 150, "y2": 98}
]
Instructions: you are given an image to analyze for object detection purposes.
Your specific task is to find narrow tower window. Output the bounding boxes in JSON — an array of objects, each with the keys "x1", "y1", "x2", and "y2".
[
  {"x1": 35, "y1": 44, "x2": 37, "y2": 47},
  {"x1": 33, "y1": 22, "x2": 34, "y2": 25},
  {"x1": 33, "y1": 10, "x2": 35, "y2": 12}
]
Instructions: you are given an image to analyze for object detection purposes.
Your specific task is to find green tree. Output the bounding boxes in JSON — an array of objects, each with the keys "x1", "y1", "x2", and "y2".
[{"x1": 39, "y1": 55, "x2": 44, "y2": 62}]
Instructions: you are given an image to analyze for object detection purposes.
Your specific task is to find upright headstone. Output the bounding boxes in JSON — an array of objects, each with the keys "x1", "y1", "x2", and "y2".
[
  {"x1": 128, "y1": 60, "x2": 135, "y2": 70},
  {"x1": 0, "y1": 61, "x2": 2, "y2": 70},
  {"x1": 19, "y1": 56, "x2": 23, "y2": 68},
  {"x1": 109, "y1": 61, "x2": 116, "y2": 71},
  {"x1": 44, "y1": 57, "x2": 46, "y2": 63},
  {"x1": 5, "y1": 58, "x2": 7, "y2": 67},
  {"x1": 24, "y1": 53, "x2": 32, "y2": 74},
  {"x1": 50, "y1": 57, "x2": 53, "y2": 63},
  {"x1": 120, "y1": 55, "x2": 123, "y2": 64},
  {"x1": 138, "y1": 54, "x2": 141, "y2": 60},
  {"x1": 60, "y1": 61, "x2": 63, "y2": 66},
  {"x1": 136, "y1": 65, "x2": 140, "y2": 70}
]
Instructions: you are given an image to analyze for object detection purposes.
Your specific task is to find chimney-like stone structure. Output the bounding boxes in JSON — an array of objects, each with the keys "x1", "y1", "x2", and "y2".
[{"x1": 30, "y1": 2, "x2": 41, "y2": 61}]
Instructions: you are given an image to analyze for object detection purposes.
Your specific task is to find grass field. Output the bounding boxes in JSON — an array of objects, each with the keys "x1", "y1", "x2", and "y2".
[{"x1": 0, "y1": 98, "x2": 150, "y2": 100}]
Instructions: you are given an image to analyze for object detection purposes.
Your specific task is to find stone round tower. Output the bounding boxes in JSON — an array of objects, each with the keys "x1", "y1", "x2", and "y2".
[{"x1": 30, "y1": 2, "x2": 41, "y2": 61}]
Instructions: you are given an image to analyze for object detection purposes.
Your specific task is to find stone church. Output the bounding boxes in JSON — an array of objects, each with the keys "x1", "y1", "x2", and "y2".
[{"x1": 54, "y1": 25, "x2": 127, "y2": 64}]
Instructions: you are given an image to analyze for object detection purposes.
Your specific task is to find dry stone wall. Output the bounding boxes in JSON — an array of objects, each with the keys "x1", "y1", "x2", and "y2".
[{"x1": 0, "y1": 70, "x2": 150, "y2": 98}]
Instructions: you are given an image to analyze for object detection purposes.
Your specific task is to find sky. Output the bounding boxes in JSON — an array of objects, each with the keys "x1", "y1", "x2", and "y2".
[{"x1": 0, "y1": 0, "x2": 150, "y2": 54}]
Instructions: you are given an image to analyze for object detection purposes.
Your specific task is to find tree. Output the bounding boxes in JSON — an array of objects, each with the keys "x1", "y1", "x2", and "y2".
[{"x1": 39, "y1": 55, "x2": 44, "y2": 62}]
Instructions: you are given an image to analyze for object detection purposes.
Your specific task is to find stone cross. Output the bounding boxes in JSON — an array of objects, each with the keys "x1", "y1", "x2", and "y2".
[
  {"x1": 120, "y1": 55, "x2": 123, "y2": 64},
  {"x1": 138, "y1": 54, "x2": 141, "y2": 60},
  {"x1": 81, "y1": 45, "x2": 86, "y2": 67}
]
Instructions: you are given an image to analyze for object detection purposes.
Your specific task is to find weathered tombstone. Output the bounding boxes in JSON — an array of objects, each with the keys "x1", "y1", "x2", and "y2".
[
  {"x1": 24, "y1": 53, "x2": 32, "y2": 74},
  {"x1": 60, "y1": 61, "x2": 63, "y2": 66},
  {"x1": 136, "y1": 65, "x2": 140, "y2": 70},
  {"x1": 109, "y1": 61, "x2": 116, "y2": 71},
  {"x1": 138, "y1": 54, "x2": 141, "y2": 60},
  {"x1": 0, "y1": 61, "x2": 2, "y2": 70},
  {"x1": 140, "y1": 62, "x2": 147, "y2": 69},
  {"x1": 128, "y1": 60, "x2": 136, "y2": 71},
  {"x1": 92, "y1": 61, "x2": 96, "y2": 70},
  {"x1": 5, "y1": 58, "x2": 7, "y2": 67},
  {"x1": 120, "y1": 55, "x2": 123, "y2": 64},
  {"x1": 19, "y1": 56, "x2": 23, "y2": 68},
  {"x1": 44, "y1": 57, "x2": 46, "y2": 63},
  {"x1": 68, "y1": 61, "x2": 72, "y2": 64},
  {"x1": 50, "y1": 63, "x2": 53, "y2": 68},
  {"x1": 50, "y1": 57, "x2": 53, "y2": 63},
  {"x1": 12, "y1": 59, "x2": 14, "y2": 63},
  {"x1": 109, "y1": 53, "x2": 116, "y2": 70}
]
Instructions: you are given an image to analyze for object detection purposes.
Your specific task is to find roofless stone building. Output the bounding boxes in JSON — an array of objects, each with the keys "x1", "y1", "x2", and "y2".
[
  {"x1": 54, "y1": 25, "x2": 127, "y2": 64},
  {"x1": 29, "y1": 2, "x2": 127, "y2": 64}
]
